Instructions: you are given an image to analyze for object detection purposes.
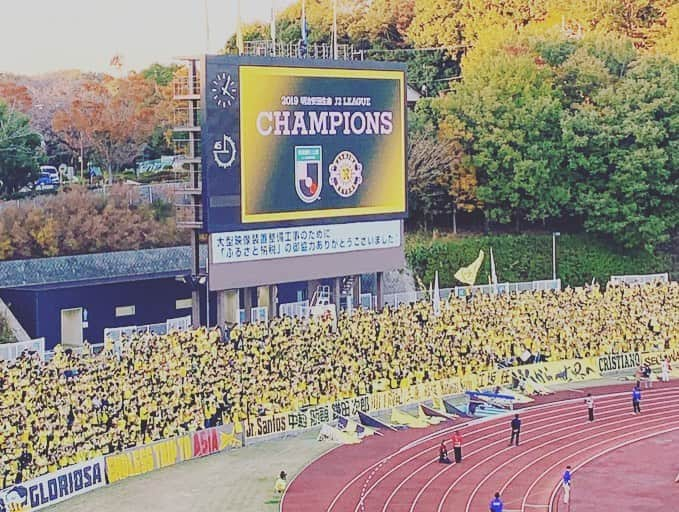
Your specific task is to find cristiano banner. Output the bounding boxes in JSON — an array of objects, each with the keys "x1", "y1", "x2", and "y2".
[{"x1": 202, "y1": 56, "x2": 407, "y2": 232}]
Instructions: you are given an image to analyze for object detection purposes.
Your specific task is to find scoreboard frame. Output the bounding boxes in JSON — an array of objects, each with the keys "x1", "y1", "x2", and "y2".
[{"x1": 200, "y1": 55, "x2": 408, "y2": 234}]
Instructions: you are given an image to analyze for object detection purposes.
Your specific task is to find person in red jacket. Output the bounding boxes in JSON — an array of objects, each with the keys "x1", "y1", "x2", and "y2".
[
  {"x1": 451, "y1": 430, "x2": 463, "y2": 463},
  {"x1": 438, "y1": 440, "x2": 451, "y2": 464}
]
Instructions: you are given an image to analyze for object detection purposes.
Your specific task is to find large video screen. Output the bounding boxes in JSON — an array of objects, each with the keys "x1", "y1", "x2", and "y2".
[{"x1": 201, "y1": 56, "x2": 407, "y2": 233}]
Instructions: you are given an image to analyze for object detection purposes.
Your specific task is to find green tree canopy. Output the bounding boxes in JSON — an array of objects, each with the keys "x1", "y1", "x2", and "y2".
[
  {"x1": 562, "y1": 56, "x2": 679, "y2": 251},
  {"x1": 437, "y1": 35, "x2": 570, "y2": 229},
  {"x1": 0, "y1": 101, "x2": 42, "y2": 197}
]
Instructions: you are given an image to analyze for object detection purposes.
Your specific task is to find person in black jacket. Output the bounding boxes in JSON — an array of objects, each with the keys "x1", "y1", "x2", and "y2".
[{"x1": 510, "y1": 414, "x2": 521, "y2": 446}]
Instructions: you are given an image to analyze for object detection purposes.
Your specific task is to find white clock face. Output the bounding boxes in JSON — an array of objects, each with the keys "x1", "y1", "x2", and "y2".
[{"x1": 211, "y1": 72, "x2": 237, "y2": 108}]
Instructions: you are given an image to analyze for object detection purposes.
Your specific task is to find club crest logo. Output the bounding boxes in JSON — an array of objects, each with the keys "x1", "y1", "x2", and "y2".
[
  {"x1": 213, "y1": 134, "x2": 237, "y2": 169},
  {"x1": 329, "y1": 151, "x2": 363, "y2": 198},
  {"x1": 294, "y1": 146, "x2": 323, "y2": 203},
  {"x1": 0, "y1": 486, "x2": 28, "y2": 512}
]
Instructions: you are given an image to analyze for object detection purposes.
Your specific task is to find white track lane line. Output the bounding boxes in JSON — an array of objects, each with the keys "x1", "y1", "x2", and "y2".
[
  {"x1": 521, "y1": 424, "x2": 679, "y2": 512},
  {"x1": 487, "y1": 410, "x2": 679, "y2": 512},
  {"x1": 433, "y1": 390, "x2": 679, "y2": 512},
  {"x1": 404, "y1": 390, "x2": 679, "y2": 512},
  {"x1": 312, "y1": 385, "x2": 678, "y2": 512}
]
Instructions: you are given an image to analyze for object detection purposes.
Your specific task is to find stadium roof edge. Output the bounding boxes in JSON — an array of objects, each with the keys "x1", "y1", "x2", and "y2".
[{"x1": 0, "y1": 245, "x2": 208, "y2": 289}]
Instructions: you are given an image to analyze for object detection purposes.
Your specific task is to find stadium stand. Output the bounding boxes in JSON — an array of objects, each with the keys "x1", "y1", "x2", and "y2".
[{"x1": 0, "y1": 281, "x2": 677, "y2": 486}]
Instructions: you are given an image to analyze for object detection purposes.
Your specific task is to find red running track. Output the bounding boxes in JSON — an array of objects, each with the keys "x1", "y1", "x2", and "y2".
[{"x1": 281, "y1": 381, "x2": 679, "y2": 512}]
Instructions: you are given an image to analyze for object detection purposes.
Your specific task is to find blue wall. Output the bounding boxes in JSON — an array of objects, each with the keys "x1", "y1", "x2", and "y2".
[
  {"x1": 0, "y1": 277, "x2": 216, "y2": 350},
  {"x1": 277, "y1": 281, "x2": 307, "y2": 304}
]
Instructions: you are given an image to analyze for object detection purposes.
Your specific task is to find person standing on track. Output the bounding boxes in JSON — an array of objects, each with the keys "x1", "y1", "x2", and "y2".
[
  {"x1": 642, "y1": 363, "x2": 653, "y2": 389},
  {"x1": 510, "y1": 414, "x2": 521, "y2": 446},
  {"x1": 451, "y1": 430, "x2": 463, "y2": 463},
  {"x1": 661, "y1": 357, "x2": 671, "y2": 382},
  {"x1": 562, "y1": 465, "x2": 572, "y2": 504},
  {"x1": 489, "y1": 492, "x2": 504, "y2": 512},
  {"x1": 584, "y1": 393, "x2": 594, "y2": 421},
  {"x1": 632, "y1": 382, "x2": 642, "y2": 415}
]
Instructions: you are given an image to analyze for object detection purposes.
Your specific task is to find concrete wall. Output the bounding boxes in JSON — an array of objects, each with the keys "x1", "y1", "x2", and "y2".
[{"x1": 0, "y1": 277, "x2": 219, "y2": 350}]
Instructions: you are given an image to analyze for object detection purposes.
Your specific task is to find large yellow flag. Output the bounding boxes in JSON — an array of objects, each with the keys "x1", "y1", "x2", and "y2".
[{"x1": 455, "y1": 250, "x2": 484, "y2": 286}]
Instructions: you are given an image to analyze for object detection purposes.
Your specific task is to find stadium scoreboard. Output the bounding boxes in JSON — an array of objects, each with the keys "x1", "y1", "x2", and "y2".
[{"x1": 201, "y1": 55, "x2": 407, "y2": 289}]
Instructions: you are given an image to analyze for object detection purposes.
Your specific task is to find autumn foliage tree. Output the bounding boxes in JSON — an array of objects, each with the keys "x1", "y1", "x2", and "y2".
[
  {"x1": 0, "y1": 81, "x2": 33, "y2": 113},
  {"x1": 0, "y1": 185, "x2": 188, "y2": 260},
  {"x1": 52, "y1": 74, "x2": 172, "y2": 181}
]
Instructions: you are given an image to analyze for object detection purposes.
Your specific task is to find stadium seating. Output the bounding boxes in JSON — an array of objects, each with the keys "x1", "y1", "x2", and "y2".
[{"x1": 0, "y1": 281, "x2": 676, "y2": 486}]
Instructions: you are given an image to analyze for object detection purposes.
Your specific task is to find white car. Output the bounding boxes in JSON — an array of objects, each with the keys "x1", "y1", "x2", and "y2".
[{"x1": 40, "y1": 165, "x2": 60, "y2": 185}]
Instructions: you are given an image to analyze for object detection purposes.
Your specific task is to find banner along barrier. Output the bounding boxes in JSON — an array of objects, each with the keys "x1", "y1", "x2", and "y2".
[
  {"x1": 0, "y1": 457, "x2": 105, "y2": 512},
  {"x1": 245, "y1": 378, "x2": 465, "y2": 440},
  {"x1": 105, "y1": 423, "x2": 240, "y2": 485},
  {"x1": 3, "y1": 350, "x2": 675, "y2": 510},
  {"x1": 596, "y1": 349, "x2": 679, "y2": 376}
]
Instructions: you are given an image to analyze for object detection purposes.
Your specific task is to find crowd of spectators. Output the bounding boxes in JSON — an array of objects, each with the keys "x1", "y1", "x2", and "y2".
[{"x1": 1, "y1": 281, "x2": 677, "y2": 486}]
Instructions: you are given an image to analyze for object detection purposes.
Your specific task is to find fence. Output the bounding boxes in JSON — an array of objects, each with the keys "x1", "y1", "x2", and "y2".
[
  {"x1": 250, "y1": 307, "x2": 268, "y2": 323},
  {"x1": 99, "y1": 182, "x2": 183, "y2": 205},
  {"x1": 103, "y1": 316, "x2": 191, "y2": 342},
  {"x1": 0, "y1": 337, "x2": 45, "y2": 362},
  {"x1": 609, "y1": 273, "x2": 670, "y2": 286},
  {"x1": 279, "y1": 300, "x2": 310, "y2": 319},
  {"x1": 382, "y1": 279, "x2": 561, "y2": 308},
  {"x1": 360, "y1": 293, "x2": 376, "y2": 309},
  {"x1": 237, "y1": 308, "x2": 270, "y2": 324}
]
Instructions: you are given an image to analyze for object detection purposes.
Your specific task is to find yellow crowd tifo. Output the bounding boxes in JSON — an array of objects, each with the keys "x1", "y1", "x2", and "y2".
[{"x1": 1, "y1": 281, "x2": 677, "y2": 487}]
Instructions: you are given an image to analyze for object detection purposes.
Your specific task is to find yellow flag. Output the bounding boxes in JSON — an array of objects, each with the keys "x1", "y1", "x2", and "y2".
[{"x1": 455, "y1": 250, "x2": 484, "y2": 286}]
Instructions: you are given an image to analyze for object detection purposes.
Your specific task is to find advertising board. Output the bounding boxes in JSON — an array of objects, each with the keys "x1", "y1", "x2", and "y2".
[
  {"x1": 201, "y1": 56, "x2": 407, "y2": 233},
  {"x1": 0, "y1": 458, "x2": 105, "y2": 512}
]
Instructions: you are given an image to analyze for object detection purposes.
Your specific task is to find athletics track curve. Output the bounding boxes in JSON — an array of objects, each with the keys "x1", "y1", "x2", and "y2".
[{"x1": 281, "y1": 381, "x2": 679, "y2": 512}]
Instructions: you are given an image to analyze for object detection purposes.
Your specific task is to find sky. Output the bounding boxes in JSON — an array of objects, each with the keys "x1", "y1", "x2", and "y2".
[{"x1": 0, "y1": 0, "x2": 295, "y2": 75}]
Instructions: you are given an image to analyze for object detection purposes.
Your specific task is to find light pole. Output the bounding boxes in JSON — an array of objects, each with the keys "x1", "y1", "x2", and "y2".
[
  {"x1": 203, "y1": 0, "x2": 210, "y2": 53},
  {"x1": 552, "y1": 232, "x2": 560, "y2": 281}
]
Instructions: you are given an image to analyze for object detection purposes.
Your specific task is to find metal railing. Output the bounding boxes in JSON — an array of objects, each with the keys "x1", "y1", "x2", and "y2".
[
  {"x1": 279, "y1": 300, "x2": 310, "y2": 319},
  {"x1": 175, "y1": 202, "x2": 203, "y2": 228},
  {"x1": 243, "y1": 40, "x2": 361, "y2": 61},
  {"x1": 251, "y1": 307, "x2": 268, "y2": 323},
  {"x1": 173, "y1": 77, "x2": 201, "y2": 97},
  {"x1": 609, "y1": 273, "x2": 669, "y2": 286},
  {"x1": 0, "y1": 337, "x2": 45, "y2": 362},
  {"x1": 382, "y1": 279, "x2": 562, "y2": 308},
  {"x1": 173, "y1": 106, "x2": 202, "y2": 129},
  {"x1": 103, "y1": 316, "x2": 191, "y2": 342}
]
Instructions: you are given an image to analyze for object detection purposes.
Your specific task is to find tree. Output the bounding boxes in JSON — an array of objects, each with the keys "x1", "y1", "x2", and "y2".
[
  {"x1": 436, "y1": 116, "x2": 478, "y2": 233},
  {"x1": 562, "y1": 56, "x2": 679, "y2": 251},
  {"x1": 408, "y1": 0, "x2": 464, "y2": 48},
  {"x1": 407, "y1": 100, "x2": 476, "y2": 232},
  {"x1": 52, "y1": 74, "x2": 171, "y2": 181},
  {"x1": 409, "y1": 0, "x2": 548, "y2": 48},
  {"x1": 544, "y1": 0, "x2": 675, "y2": 49},
  {"x1": 555, "y1": 47, "x2": 614, "y2": 105},
  {"x1": 438, "y1": 36, "x2": 570, "y2": 231},
  {"x1": 407, "y1": 130, "x2": 454, "y2": 229},
  {"x1": 654, "y1": 4, "x2": 679, "y2": 60},
  {"x1": 141, "y1": 63, "x2": 180, "y2": 87},
  {"x1": 0, "y1": 102, "x2": 42, "y2": 197},
  {"x1": 0, "y1": 81, "x2": 33, "y2": 113},
  {"x1": 348, "y1": 0, "x2": 414, "y2": 49},
  {"x1": 0, "y1": 186, "x2": 188, "y2": 260}
]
